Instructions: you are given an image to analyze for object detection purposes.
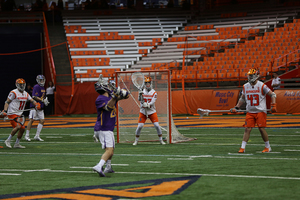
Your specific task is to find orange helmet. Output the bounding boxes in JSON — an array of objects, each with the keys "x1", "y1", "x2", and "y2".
[
  {"x1": 144, "y1": 76, "x2": 152, "y2": 91},
  {"x1": 16, "y1": 78, "x2": 26, "y2": 92},
  {"x1": 247, "y1": 68, "x2": 259, "y2": 83}
]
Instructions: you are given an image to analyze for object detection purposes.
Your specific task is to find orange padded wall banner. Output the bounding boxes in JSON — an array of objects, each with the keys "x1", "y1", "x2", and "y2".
[
  {"x1": 275, "y1": 90, "x2": 300, "y2": 113},
  {"x1": 172, "y1": 90, "x2": 213, "y2": 114},
  {"x1": 209, "y1": 90, "x2": 240, "y2": 110}
]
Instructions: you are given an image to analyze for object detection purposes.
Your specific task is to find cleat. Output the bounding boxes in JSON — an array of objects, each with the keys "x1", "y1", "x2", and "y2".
[
  {"x1": 93, "y1": 135, "x2": 99, "y2": 143},
  {"x1": 238, "y1": 148, "x2": 245, "y2": 153},
  {"x1": 34, "y1": 136, "x2": 44, "y2": 141},
  {"x1": 104, "y1": 168, "x2": 115, "y2": 174},
  {"x1": 262, "y1": 147, "x2": 271, "y2": 153},
  {"x1": 160, "y1": 140, "x2": 166, "y2": 145},
  {"x1": 25, "y1": 136, "x2": 31, "y2": 142},
  {"x1": 5, "y1": 140, "x2": 12, "y2": 148},
  {"x1": 93, "y1": 165, "x2": 105, "y2": 177},
  {"x1": 14, "y1": 143, "x2": 26, "y2": 148},
  {"x1": 133, "y1": 141, "x2": 138, "y2": 146}
]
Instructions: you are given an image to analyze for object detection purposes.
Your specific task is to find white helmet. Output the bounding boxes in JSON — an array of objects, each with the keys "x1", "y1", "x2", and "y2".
[
  {"x1": 16, "y1": 78, "x2": 26, "y2": 92},
  {"x1": 247, "y1": 68, "x2": 260, "y2": 84},
  {"x1": 36, "y1": 75, "x2": 46, "y2": 86}
]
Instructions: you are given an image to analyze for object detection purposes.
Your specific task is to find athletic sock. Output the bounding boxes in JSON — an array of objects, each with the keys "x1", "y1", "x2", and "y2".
[
  {"x1": 35, "y1": 124, "x2": 43, "y2": 137},
  {"x1": 135, "y1": 137, "x2": 139, "y2": 142},
  {"x1": 265, "y1": 141, "x2": 270, "y2": 148},
  {"x1": 15, "y1": 138, "x2": 20, "y2": 144},
  {"x1": 159, "y1": 136, "x2": 163, "y2": 141},
  {"x1": 241, "y1": 141, "x2": 247, "y2": 149},
  {"x1": 106, "y1": 160, "x2": 111, "y2": 169},
  {"x1": 7, "y1": 135, "x2": 12, "y2": 140},
  {"x1": 25, "y1": 130, "x2": 30, "y2": 137},
  {"x1": 98, "y1": 159, "x2": 106, "y2": 171}
]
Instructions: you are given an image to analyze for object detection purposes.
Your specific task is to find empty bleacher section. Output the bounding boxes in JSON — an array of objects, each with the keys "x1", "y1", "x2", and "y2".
[
  {"x1": 62, "y1": 5, "x2": 300, "y2": 87},
  {"x1": 150, "y1": 6, "x2": 300, "y2": 87},
  {"x1": 62, "y1": 10, "x2": 191, "y2": 81}
]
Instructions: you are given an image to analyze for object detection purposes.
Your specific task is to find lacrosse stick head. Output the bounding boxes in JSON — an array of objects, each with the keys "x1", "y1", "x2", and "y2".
[
  {"x1": 131, "y1": 72, "x2": 145, "y2": 91},
  {"x1": 4, "y1": 115, "x2": 25, "y2": 126},
  {"x1": 95, "y1": 74, "x2": 111, "y2": 94},
  {"x1": 197, "y1": 108, "x2": 210, "y2": 118}
]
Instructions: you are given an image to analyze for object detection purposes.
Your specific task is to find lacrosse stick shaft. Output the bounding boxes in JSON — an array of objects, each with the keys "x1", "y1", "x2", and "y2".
[{"x1": 5, "y1": 108, "x2": 32, "y2": 115}]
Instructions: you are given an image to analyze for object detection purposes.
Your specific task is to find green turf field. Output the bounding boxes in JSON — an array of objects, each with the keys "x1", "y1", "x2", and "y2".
[{"x1": 1, "y1": 126, "x2": 300, "y2": 199}]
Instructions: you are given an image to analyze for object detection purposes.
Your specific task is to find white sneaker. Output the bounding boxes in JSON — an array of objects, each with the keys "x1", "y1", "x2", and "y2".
[
  {"x1": 25, "y1": 136, "x2": 31, "y2": 142},
  {"x1": 92, "y1": 165, "x2": 105, "y2": 177},
  {"x1": 14, "y1": 143, "x2": 26, "y2": 148},
  {"x1": 5, "y1": 139, "x2": 11, "y2": 148},
  {"x1": 160, "y1": 140, "x2": 166, "y2": 145},
  {"x1": 133, "y1": 141, "x2": 138, "y2": 146},
  {"x1": 93, "y1": 135, "x2": 99, "y2": 143},
  {"x1": 34, "y1": 136, "x2": 44, "y2": 141},
  {"x1": 104, "y1": 167, "x2": 115, "y2": 173}
]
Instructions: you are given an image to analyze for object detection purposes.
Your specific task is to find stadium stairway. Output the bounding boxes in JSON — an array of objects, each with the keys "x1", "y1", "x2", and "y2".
[{"x1": 47, "y1": 22, "x2": 72, "y2": 86}]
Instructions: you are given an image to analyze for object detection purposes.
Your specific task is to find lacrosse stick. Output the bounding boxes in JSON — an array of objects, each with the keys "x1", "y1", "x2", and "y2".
[
  {"x1": 98, "y1": 74, "x2": 118, "y2": 96},
  {"x1": 131, "y1": 72, "x2": 147, "y2": 117},
  {"x1": 3, "y1": 115, "x2": 26, "y2": 126},
  {"x1": 197, "y1": 108, "x2": 271, "y2": 118}
]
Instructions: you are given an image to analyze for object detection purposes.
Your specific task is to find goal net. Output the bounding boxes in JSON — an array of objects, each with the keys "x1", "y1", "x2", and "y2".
[{"x1": 115, "y1": 70, "x2": 194, "y2": 144}]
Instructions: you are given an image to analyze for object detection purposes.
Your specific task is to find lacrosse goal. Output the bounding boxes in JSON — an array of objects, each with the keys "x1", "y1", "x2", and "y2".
[{"x1": 115, "y1": 70, "x2": 194, "y2": 144}]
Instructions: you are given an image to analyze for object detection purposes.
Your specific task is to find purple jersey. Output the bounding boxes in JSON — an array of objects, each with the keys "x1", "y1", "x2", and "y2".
[
  {"x1": 30, "y1": 84, "x2": 46, "y2": 108},
  {"x1": 94, "y1": 95, "x2": 117, "y2": 132}
]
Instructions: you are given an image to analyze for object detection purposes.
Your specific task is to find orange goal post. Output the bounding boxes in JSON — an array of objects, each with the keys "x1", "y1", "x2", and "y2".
[{"x1": 115, "y1": 70, "x2": 195, "y2": 144}]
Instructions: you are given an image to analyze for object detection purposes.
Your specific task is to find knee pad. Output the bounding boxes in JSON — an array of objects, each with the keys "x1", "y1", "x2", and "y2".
[{"x1": 135, "y1": 123, "x2": 144, "y2": 136}]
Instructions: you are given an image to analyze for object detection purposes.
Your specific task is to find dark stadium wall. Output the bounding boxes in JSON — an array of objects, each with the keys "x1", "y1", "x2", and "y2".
[{"x1": 0, "y1": 26, "x2": 44, "y2": 103}]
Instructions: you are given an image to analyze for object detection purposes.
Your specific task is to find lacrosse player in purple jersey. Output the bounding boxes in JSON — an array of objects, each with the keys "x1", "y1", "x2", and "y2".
[
  {"x1": 92, "y1": 81, "x2": 130, "y2": 177},
  {"x1": 25, "y1": 75, "x2": 49, "y2": 142}
]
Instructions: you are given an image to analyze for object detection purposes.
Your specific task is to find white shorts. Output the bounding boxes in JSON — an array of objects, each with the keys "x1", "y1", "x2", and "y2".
[
  {"x1": 94, "y1": 130, "x2": 115, "y2": 149},
  {"x1": 29, "y1": 109, "x2": 44, "y2": 120}
]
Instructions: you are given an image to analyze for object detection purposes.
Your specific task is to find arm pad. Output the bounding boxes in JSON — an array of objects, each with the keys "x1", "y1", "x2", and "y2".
[{"x1": 271, "y1": 92, "x2": 276, "y2": 99}]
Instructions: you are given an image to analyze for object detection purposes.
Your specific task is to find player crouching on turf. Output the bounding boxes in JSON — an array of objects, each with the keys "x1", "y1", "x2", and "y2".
[
  {"x1": 1, "y1": 78, "x2": 41, "y2": 148},
  {"x1": 92, "y1": 81, "x2": 129, "y2": 177},
  {"x1": 133, "y1": 76, "x2": 165, "y2": 145},
  {"x1": 230, "y1": 68, "x2": 277, "y2": 153}
]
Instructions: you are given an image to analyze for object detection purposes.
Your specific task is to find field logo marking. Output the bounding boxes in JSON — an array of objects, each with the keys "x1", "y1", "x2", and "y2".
[{"x1": 0, "y1": 176, "x2": 200, "y2": 200}]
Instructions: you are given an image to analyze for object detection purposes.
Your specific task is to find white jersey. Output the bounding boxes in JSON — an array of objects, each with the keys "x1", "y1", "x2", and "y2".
[
  {"x1": 7, "y1": 89, "x2": 32, "y2": 116},
  {"x1": 140, "y1": 88, "x2": 157, "y2": 115},
  {"x1": 242, "y1": 81, "x2": 271, "y2": 113}
]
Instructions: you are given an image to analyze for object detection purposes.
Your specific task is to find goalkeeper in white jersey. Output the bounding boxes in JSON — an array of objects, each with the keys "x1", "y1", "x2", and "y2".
[{"x1": 133, "y1": 76, "x2": 166, "y2": 145}]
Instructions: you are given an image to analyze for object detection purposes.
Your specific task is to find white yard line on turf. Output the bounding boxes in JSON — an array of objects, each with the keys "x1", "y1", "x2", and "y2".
[
  {"x1": 167, "y1": 158, "x2": 193, "y2": 160},
  {"x1": 183, "y1": 134, "x2": 300, "y2": 137},
  {"x1": 0, "y1": 173, "x2": 21, "y2": 176},
  {"x1": 1, "y1": 169, "x2": 300, "y2": 180},
  {"x1": 228, "y1": 153, "x2": 253, "y2": 156},
  {"x1": 0, "y1": 152, "x2": 299, "y2": 161},
  {"x1": 46, "y1": 136, "x2": 63, "y2": 138},
  {"x1": 284, "y1": 149, "x2": 300, "y2": 151},
  {"x1": 138, "y1": 161, "x2": 161, "y2": 163},
  {"x1": 70, "y1": 135, "x2": 87, "y2": 137},
  {"x1": 70, "y1": 164, "x2": 129, "y2": 168}
]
